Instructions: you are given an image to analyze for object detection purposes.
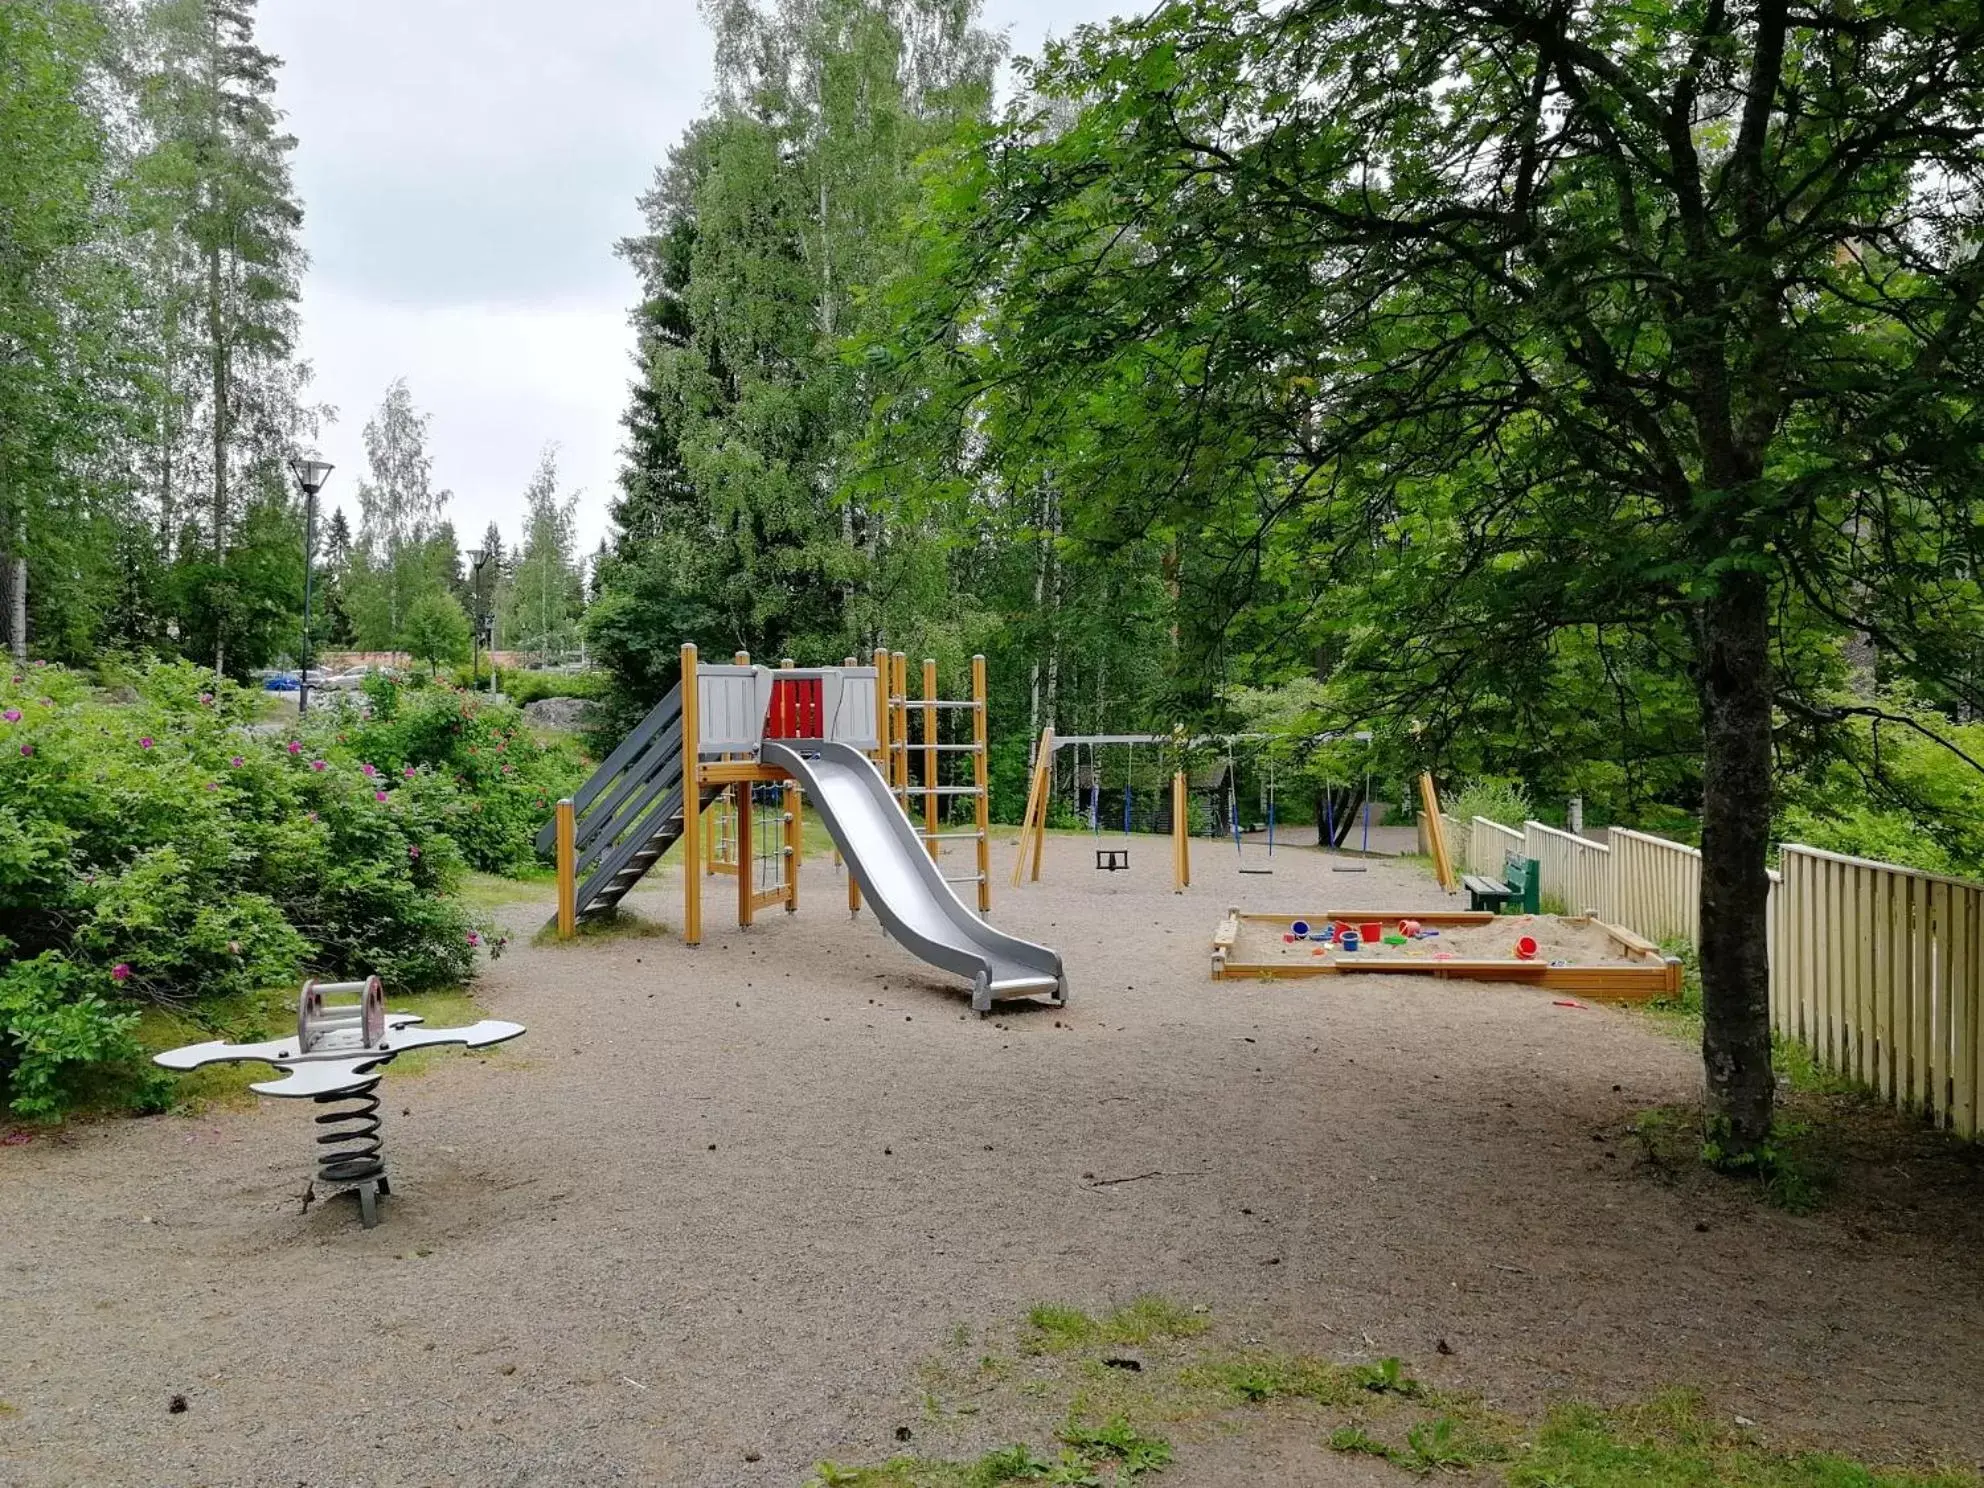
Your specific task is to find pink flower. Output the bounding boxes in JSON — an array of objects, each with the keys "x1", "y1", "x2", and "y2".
[
  {"x1": 287, "y1": 740, "x2": 302, "y2": 755},
  {"x1": 306, "y1": 811, "x2": 318, "y2": 822},
  {"x1": 375, "y1": 790, "x2": 387, "y2": 802},
  {"x1": 402, "y1": 766, "x2": 416, "y2": 779},
  {"x1": 501, "y1": 764, "x2": 512, "y2": 776},
  {"x1": 18, "y1": 744, "x2": 31, "y2": 758},
  {"x1": 466, "y1": 931, "x2": 481, "y2": 947},
  {"x1": 361, "y1": 763, "x2": 377, "y2": 777},
  {"x1": 1, "y1": 708, "x2": 19, "y2": 723},
  {"x1": 199, "y1": 692, "x2": 214, "y2": 706},
  {"x1": 111, "y1": 963, "x2": 131, "y2": 983},
  {"x1": 408, "y1": 844, "x2": 421, "y2": 859},
  {"x1": 139, "y1": 737, "x2": 154, "y2": 750},
  {"x1": 205, "y1": 782, "x2": 218, "y2": 791},
  {"x1": 230, "y1": 755, "x2": 244, "y2": 768},
  {"x1": 310, "y1": 759, "x2": 327, "y2": 772}
]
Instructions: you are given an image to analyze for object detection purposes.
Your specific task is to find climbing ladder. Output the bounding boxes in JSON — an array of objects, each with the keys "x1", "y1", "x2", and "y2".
[{"x1": 532, "y1": 682, "x2": 723, "y2": 919}]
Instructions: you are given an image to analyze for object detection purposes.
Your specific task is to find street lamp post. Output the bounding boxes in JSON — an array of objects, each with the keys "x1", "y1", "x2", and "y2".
[
  {"x1": 288, "y1": 458, "x2": 334, "y2": 715},
  {"x1": 467, "y1": 548, "x2": 488, "y2": 690}
]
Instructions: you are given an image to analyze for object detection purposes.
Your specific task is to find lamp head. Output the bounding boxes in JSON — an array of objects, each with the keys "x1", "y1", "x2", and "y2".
[{"x1": 289, "y1": 457, "x2": 334, "y2": 496}]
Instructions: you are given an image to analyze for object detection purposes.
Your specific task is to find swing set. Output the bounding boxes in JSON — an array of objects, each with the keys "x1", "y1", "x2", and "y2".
[{"x1": 1011, "y1": 727, "x2": 1378, "y2": 890}]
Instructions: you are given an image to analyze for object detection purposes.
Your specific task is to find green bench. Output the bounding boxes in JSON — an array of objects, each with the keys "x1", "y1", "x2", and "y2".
[{"x1": 1463, "y1": 854, "x2": 1540, "y2": 915}]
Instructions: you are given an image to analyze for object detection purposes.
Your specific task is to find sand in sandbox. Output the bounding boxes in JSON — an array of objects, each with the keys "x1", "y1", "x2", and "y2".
[{"x1": 1234, "y1": 913, "x2": 1637, "y2": 968}]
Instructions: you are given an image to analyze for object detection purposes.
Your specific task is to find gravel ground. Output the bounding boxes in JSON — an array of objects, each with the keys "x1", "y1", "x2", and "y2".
[{"x1": 5, "y1": 835, "x2": 1982, "y2": 1486}]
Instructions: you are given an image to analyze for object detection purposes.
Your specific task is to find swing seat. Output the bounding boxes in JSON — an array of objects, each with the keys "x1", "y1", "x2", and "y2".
[{"x1": 1095, "y1": 848, "x2": 1130, "y2": 872}]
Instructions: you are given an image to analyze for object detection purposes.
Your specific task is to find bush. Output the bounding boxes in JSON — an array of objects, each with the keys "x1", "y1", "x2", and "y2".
[
  {"x1": 1451, "y1": 776, "x2": 1533, "y2": 827},
  {"x1": 476, "y1": 667, "x2": 610, "y2": 707},
  {"x1": 0, "y1": 954, "x2": 142, "y2": 1121},
  {"x1": 330, "y1": 678, "x2": 587, "y2": 874},
  {"x1": 0, "y1": 660, "x2": 520, "y2": 1119}
]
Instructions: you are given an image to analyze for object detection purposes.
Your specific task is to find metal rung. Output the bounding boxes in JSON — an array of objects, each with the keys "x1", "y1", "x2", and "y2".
[
  {"x1": 889, "y1": 698, "x2": 982, "y2": 709},
  {"x1": 920, "y1": 831, "x2": 985, "y2": 841},
  {"x1": 899, "y1": 786, "x2": 985, "y2": 796},
  {"x1": 944, "y1": 873, "x2": 986, "y2": 884},
  {"x1": 923, "y1": 743, "x2": 984, "y2": 752}
]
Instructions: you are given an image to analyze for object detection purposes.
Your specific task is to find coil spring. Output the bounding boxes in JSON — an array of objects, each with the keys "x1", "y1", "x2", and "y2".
[{"x1": 312, "y1": 1079, "x2": 386, "y2": 1186}]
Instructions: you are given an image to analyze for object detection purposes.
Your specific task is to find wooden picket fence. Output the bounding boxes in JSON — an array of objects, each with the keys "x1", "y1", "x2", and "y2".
[
  {"x1": 1610, "y1": 828, "x2": 1703, "y2": 945},
  {"x1": 1524, "y1": 820, "x2": 1612, "y2": 919},
  {"x1": 1468, "y1": 816, "x2": 1524, "y2": 876},
  {"x1": 1463, "y1": 815, "x2": 1981, "y2": 1137},
  {"x1": 1775, "y1": 846, "x2": 1982, "y2": 1138}
]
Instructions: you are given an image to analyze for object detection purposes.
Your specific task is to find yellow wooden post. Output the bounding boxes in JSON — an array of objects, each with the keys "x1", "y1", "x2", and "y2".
[
  {"x1": 971, "y1": 654, "x2": 991, "y2": 913},
  {"x1": 681, "y1": 642, "x2": 702, "y2": 945},
  {"x1": 555, "y1": 797, "x2": 577, "y2": 937},
  {"x1": 922, "y1": 658, "x2": 939, "y2": 861},
  {"x1": 1173, "y1": 771, "x2": 1190, "y2": 893},
  {"x1": 736, "y1": 770, "x2": 754, "y2": 929},
  {"x1": 893, "y1": 652, "x2": 910, "y2": 798},
  {"x1": 1015, "y1": 730, "x2": 1063, "y2": 892},
  {"x1": 781, "y1": 658, "x2": 799, "y2": 913},
  {"x1": 1028, "y1": 732, "x2": 1051, "y2": 882}
]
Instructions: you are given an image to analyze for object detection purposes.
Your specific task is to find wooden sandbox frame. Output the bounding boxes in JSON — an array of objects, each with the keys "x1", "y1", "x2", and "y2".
[{"x1": 1210, "y1": 909, "x2": 1683, "y2": 1002}]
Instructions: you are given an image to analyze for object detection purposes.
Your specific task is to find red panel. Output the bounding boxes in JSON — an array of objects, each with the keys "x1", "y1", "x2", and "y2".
[{"x1": 767, "y1": 677, "x2": 826, "y2": 740}]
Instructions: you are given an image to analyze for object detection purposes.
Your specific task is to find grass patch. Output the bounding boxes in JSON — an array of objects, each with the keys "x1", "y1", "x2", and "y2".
[
  {"x1": 811, "y1": 1305, "x2": 1980, "y2": 1488},
  {"x1": 1628, "y1": 1104, "x2": 1834, "y2": 1213},
  {"x1": 1023, "y1": 1297, "x2": 1208, "y2": 1354},
  {"x1": 1508, "y1": 1388, "x2": 1977, "y2": 1487},
  {"x1": 459, "y1": 869, "x2": 556, "y2": 910},
  {"x1": 807, "y1": 1417, "x2": 1173, "y2": 1486},
  {"x1": 530, "y1": 906, "x2": 672, "y2": 946}
]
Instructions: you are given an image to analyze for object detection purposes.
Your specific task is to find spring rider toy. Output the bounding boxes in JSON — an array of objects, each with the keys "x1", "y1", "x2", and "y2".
[{"x1": 153, "y1": 976, "x2": 524, "y2": 1228}]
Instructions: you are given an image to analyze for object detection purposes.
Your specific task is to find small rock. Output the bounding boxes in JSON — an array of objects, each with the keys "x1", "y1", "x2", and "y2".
[
  {"x1": 1436, "y1": 1338, "x2": 1454, "y2": 1356},
  {"x1": 894, "y1": 1426, "x2": 913, "y2": 1442},
  {"x1": 708, "y1": 1143, "x2": 718, "y2": 1151},
  {"x1": 1695, "y1": 1221, "x2": 1710, "y2": 1233},
  {"x1": 744, "y1": 1450, "x2": 762, "y2": 1463},
  {"x1": 168, "y1": 1395, "x2": 188, "y2": 1414},
  {"x1": 500, "y1": 1364, "x2": 517, "y2": 1376}
]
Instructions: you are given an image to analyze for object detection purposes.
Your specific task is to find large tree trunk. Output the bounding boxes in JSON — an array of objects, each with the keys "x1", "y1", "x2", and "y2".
[{"x1": 1693, "y1": 570, "x2": 1776, "y2": 1157}]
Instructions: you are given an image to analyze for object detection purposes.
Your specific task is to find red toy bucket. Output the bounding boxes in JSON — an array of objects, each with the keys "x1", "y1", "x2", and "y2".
[
  {"x1": 1358, "y1": 921, "x2": 1383, "y2": 943},
  {"x1": 1514, "y1": 935, "x2": 1539, "y2": 961}
]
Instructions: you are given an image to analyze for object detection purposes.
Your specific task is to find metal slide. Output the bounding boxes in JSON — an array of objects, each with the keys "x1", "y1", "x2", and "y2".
[{"x1": 762, "y1": 740, "x2": 1067, "y2": 1014}]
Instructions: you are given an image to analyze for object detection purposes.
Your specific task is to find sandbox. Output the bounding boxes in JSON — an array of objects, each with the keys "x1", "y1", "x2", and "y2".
[{"x1": 1210, "y1": 908, "x2": 1682, "y2": 1001}]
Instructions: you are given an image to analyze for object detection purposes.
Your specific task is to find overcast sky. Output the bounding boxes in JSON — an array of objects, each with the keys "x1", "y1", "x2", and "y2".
[{"x1": 257, "y1": 0, "x2": 1130, "y2": 561}]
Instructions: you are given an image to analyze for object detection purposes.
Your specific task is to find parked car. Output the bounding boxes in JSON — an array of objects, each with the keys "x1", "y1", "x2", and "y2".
[
  {"x1": 318, "y1": 666, "x2": 376, "y2": 692},
  {"x1": 262, "y1": 673, "x2": 300, "y2": 693}
]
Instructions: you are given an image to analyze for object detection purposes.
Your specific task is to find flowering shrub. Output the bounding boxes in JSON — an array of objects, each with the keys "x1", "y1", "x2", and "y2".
[
  {"x1": 0, "y1": 662, "x2": 557, "y2": 1118},
  {"x1": 333, "y1": 674, "x2": 585, "y2": 874}
]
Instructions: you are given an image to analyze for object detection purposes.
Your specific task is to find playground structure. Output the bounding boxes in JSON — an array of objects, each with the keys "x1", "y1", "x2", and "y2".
[
  {"x1": 1210, "y1": 908, "x2": 1682, "y2": 999},
  {"x1": 542, "y1": 644, "x2": 1065, "y2": 1014},
  {"x1": 151, "y1": 977, "x2": 525, "y2": 1227}
]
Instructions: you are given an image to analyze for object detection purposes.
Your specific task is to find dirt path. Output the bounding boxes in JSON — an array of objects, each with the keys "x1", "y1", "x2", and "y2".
[{"x1": 4, "y1": 836, "x2": 1981, "y2": 1486}]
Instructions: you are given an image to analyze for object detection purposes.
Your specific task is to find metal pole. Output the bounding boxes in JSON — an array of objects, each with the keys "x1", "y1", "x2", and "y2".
[{"x1": 299, "y1": 493, "x2": 316, "y2": 715}]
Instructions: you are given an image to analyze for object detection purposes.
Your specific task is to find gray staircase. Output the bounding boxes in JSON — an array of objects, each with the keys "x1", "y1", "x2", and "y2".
[{"x1": 535, "y1": 683, "x2": 720, "y2": 918}]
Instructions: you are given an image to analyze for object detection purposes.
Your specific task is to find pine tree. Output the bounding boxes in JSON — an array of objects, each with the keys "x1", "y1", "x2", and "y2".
[
  {"x1": 129, "y1": 0, "x2": 307, "y2": 673},
  {"x1": 502, "y1": 447, "x2": 583, "y2": 662}
]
